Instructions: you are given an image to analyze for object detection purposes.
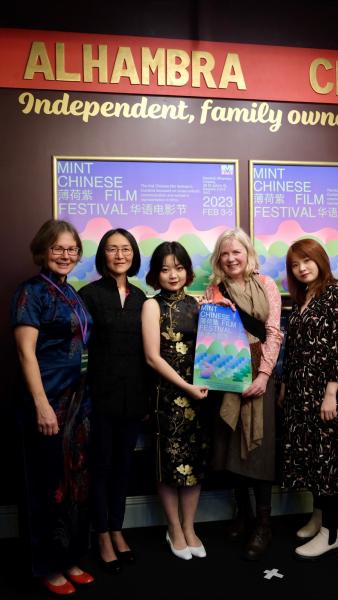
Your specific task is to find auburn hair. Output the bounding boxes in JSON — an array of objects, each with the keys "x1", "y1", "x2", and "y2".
[
  {"x1": 286, "y1": 238, "x2": 336, "y2": 304},
  {"x1": 30, "y1": 219, "x2": 82, "y2": 267}
]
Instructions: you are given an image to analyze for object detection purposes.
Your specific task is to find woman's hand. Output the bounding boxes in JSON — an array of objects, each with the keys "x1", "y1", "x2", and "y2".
[
  {"x1": 214, "y1": 297, "x2": 236, "y2": 311},
  {"x1": 36, "y1": 403, "x2": 59, "y2": 436},
  {"x1": 196, "y1": 295, "x2": 209, "y2": 306},
  {"x1": 277, "y1": 383, "x2": 286, "y2": 408},
  {"x1": 198, "y1": 294, "x2": 236, "y2": 312},
  {"x1": 142, "y1": 300, "x2": 208, "y2": 399},
  {"x1": 320, "y1": 382, "x2": 338, "y2": 421},
  {"x1": 242, "y1": 372, "x2": 269, "y2": 398},
  {"x1": 187, "y1": 384, "x2": 209, "y2": 400},
  {"x1": 14, "y1": 325, "x2": 59, "y2": 436},
  {"x1": 203, "y1": 288, "x2": 236, "y2": 311}
]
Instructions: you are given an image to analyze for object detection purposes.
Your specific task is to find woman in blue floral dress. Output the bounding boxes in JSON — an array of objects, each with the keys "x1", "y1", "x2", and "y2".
[
  {"x1": 11, "y1": 219, "x2": 94, "y2": 595},
  {"x1": 142, "y1": 241, "x2": 209, "y2": 560}
]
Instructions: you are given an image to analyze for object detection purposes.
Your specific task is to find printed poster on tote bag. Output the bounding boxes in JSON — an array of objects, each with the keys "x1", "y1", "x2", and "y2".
[{"x1": 193, "y1": 304, "x2": 252, "y2": 393}]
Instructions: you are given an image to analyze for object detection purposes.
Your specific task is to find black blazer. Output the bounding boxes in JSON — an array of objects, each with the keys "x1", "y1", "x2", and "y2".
[{"x1": 79, "y1": 277, "x2": 149, "y2": 418}]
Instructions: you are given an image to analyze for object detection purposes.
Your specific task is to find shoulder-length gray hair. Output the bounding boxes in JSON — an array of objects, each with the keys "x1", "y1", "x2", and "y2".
[{"x1": 210, "y1": 227, "x2": 259, "y2": 285}]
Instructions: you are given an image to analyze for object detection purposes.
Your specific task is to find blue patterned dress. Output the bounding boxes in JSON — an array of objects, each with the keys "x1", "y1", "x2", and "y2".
[{"x1": 11, "y1": 269, "x2": 93, "y2": 577}]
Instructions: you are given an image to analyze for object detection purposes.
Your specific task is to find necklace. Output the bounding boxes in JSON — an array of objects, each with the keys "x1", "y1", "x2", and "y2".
[{"x1": 40, "y1": 273, "x2": 89, "y2": 344}]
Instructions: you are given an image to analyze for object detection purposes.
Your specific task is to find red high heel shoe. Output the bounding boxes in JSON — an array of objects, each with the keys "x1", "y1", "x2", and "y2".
[{"x1": 43, "y1": 578, "x2": 76, "y2": 595}]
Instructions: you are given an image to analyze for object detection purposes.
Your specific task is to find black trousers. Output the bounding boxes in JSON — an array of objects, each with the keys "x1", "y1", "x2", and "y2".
[
  {"x1": 17, "y1": 417, "x2": 91, "y2": 577},
  {"x1": 91, "y1": 413, "x2": 141, "y2": 532}
]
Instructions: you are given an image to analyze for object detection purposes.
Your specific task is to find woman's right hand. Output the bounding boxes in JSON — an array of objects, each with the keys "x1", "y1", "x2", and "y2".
[
  {"x1": 187, "y1": 384, "x2": 208, "y2": 400},
  {"x1": 217, "y1": 298, "x2": 236, "y2": 311},
  {"x1": 36, "y1": 403, "x2": 59, "y2": 436},
  {"x1": 204, "y1": 288, "x2": 236, "y2": 311},
  {"x1": 14, "y1": 326, "x2": 60, "y2": 436}
]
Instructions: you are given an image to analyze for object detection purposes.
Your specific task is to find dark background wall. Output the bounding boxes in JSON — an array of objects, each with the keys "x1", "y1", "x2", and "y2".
[
  {"x1": 1, "y1": 0, "x2": 337, "y2": 504},
  {"x1": 2, "y1": 0, "x2": 338, "y2": 49}
]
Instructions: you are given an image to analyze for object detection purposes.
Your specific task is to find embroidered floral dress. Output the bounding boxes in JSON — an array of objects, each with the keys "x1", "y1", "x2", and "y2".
[
  {"x1": 154, "y1": 289, "x2": 209, "y2": 487},
  {"x1": 11, "y1": 269, "x2": 93, "y2": 577},
  {"x1": 282, "y1": 284, "x2": 338, "y2": 495}
]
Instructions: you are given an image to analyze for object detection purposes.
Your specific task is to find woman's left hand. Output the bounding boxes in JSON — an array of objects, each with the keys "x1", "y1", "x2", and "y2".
[
  {"x1": 242, "y1": 372, "x2": 269, "y2": 398},
  {"x1": 196, "y1": 295, "x2": 208, "y2": 307},
  {"x1": 187, "y1": 384, "x2": 209, "y2": 400},
  {"x1": 320, "y1": 392, "x2": 337, "y2": 421}
]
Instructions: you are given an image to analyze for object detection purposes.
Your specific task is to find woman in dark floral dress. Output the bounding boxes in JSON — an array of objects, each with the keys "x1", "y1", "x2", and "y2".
[
  {"x1": 279, "y1": 238, "x2": 338, "y2": 559},
  {"x1": 142, "y1": 242, "x2": 209, "y2": 560},
  {"x1": 11, "y1": 220, "x2": 94, "y2": 595}
]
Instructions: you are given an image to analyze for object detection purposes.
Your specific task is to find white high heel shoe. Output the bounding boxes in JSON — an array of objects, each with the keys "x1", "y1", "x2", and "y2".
[
  {"x1": 166, "y1": 531, "x2": 192, "y2": 560},
  {"x1": 296, "y1": 509, "x2": 322, "y2": 539},
  {"x1": 189, "y1": 543, "x2": 207, "y2": 558}
]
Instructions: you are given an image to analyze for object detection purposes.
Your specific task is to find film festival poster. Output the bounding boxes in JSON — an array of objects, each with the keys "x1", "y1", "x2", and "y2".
[
  {"x1": 53, "y1": 157, "x2": 239, "y2": 294},
  {"x1": 193, "y1": 304, "x2": 252, "y2": 393}
]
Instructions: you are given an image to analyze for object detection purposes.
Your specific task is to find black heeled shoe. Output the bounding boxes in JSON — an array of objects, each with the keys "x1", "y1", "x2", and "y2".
[
  {"x1": 98, "y1": 556, "x2": 123, "y2": 574},
  {"x1": 116, "y1": 550, "x2": 136, "y2": 564}
]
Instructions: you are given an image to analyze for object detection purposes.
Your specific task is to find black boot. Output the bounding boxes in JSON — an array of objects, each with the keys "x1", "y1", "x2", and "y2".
[
  {"x1": 226, "y1": 487, "x2": 254, "y2": 541},
  {"x1": 242, "y1": 506, "x2": 272, "y2": 560}
]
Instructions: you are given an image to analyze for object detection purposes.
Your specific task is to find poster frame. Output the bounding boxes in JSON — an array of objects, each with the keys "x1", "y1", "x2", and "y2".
[
  {"x1": 52, "y1": 155, "x2": 240, "y2": 294},
  {"x1": 249, "y1": 159, "x2": 338, "y2": 296}
]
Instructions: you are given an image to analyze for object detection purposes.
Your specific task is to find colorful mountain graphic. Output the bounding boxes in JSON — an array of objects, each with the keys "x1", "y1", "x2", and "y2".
[{"x1": 70, "y1": 217, "x2": 231, "y2": 293}]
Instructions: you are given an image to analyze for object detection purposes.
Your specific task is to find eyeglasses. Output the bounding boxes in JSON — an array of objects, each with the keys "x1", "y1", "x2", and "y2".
[
  {"x1": 50, "y1": 246, "x2": 80, "y2": 256},
  {"x1": 105, "y1": 246, "x2": 133, "y2": 256}
]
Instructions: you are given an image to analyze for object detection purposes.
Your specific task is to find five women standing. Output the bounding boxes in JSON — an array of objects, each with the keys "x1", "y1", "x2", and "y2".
[{"x1": 13, "y1": 217, "x2": 336, "y2": 574}]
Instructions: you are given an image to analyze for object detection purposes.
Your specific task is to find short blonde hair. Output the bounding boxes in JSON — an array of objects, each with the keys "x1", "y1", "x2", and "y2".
[{"x1": 210, "y1": 227, "x2": 259, "y2": 284}]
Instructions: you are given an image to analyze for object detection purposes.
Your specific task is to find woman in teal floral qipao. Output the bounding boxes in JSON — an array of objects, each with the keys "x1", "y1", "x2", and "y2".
[{"x1": 142, "y1": 242, "x2": 209, "y2": 560}]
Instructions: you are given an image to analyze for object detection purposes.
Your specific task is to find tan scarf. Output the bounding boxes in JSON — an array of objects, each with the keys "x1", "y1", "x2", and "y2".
[{"x1": 218, "y1": 275, "x2": 269, "y2": 459}]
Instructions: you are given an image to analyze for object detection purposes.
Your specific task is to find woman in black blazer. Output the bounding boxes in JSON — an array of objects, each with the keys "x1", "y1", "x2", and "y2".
[{"x1": 79, "y1": 228, "x2": 149, "y2": 572}]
